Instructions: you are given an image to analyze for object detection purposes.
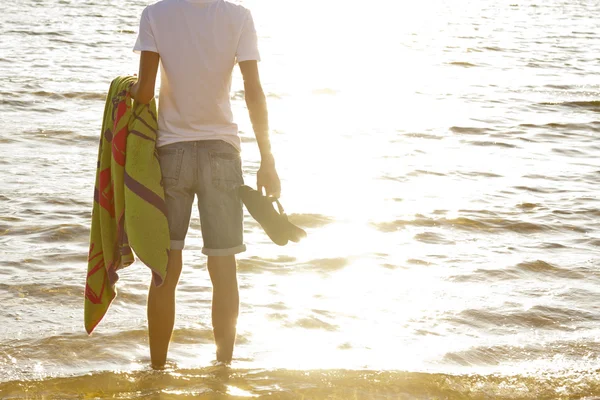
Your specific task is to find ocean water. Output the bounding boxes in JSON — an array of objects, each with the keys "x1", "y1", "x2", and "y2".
[{"x1": 1, "y1": 0, "x2": 600, "y2": 398}]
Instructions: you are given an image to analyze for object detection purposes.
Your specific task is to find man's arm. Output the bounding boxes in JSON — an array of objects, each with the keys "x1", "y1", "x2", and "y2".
[
  {"x1": 239, "y1": 60, "x2": 281, "y2": 198},
  {"x1": 130, "y1": 51, "x2": 160, "y2": 104}
]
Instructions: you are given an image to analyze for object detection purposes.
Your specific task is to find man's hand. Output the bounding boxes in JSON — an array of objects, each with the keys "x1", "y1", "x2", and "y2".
[{"x1": 257, "y1": 156, "x2": 281, "y2": 198}]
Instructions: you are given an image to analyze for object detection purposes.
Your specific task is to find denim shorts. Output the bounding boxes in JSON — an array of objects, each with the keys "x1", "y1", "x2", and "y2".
[{"x1": 157, "y1": 140, "x2": 245, "y2": 256}]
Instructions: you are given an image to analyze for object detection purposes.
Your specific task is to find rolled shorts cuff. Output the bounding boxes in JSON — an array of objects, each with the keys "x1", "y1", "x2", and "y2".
[
  {"x1": 170, "y1": 240, "x2": 185, "y2": 250},
  {"x1": 202, "y1": 244, "x2": 246, "y2": 257}
]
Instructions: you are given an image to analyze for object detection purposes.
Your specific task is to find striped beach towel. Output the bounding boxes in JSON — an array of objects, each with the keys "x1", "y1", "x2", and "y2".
[{"x1": 85, "y1": 76, "x2": 169, "y2": 334}]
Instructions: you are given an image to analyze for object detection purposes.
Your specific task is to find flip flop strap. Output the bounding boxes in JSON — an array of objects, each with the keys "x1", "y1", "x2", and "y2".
[
  {"x1": 275, "y1": 199, "x2": 285, "y2": 215},
  {"x1": 267, "y1": 197, "x2": 285, "y2": 215}
]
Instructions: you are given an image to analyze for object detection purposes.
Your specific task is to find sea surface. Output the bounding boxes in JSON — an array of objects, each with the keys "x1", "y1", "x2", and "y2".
[{"x1": 1, "y1": 0, "x2": 600, "y2": 398}]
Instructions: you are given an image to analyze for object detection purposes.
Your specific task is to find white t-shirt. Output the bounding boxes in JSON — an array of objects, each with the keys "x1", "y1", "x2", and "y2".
[{"x1": 133, "y1": 0, "x2": 260, "y2": 150}]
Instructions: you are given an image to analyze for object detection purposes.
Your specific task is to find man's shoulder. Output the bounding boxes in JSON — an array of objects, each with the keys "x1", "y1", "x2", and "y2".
[
  {"x1": 220, "y1": 1, "x2": 251, "y2": 16},
  {"x1": 145, "y1": 0, "x2": 251, "y2": 16},
  {"x1": 146, "y1": 0, "x2": 176, "y2": 10}
]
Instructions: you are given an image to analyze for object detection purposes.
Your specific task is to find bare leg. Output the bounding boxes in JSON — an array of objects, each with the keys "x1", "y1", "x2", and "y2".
[
  {"x1": 147, "y1": 249, "x2": 183, "y2": 368},
  {"x1": 207, "y1": 255, "x2": 239, "y2": 364}
]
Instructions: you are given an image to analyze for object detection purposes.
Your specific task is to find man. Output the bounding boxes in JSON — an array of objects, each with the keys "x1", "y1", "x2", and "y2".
[{"x1": 130, "y1": 0, "x2": 280, "y2": 368}]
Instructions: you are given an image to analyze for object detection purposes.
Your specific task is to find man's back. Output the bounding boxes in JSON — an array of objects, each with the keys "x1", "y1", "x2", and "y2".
[
  {"x1": 131, "y1": 0, "x2": 280, "y2": 368},
  {"x1": 134, "y1": 0, "x2": 260, "y2": 150}
]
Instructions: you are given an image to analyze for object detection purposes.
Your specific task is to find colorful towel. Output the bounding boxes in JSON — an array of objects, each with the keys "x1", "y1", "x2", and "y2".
[{"x1": 85, "y1": 76, "x2": 170, "y2": 334}]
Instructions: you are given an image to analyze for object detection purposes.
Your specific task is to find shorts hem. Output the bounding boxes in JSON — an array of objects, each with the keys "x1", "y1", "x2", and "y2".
[
  {"x1": 202, "y1": 244, "x2": 246, "y2": 257},
  {"x1": 170, "y1": 240, "x2": 185, "y2": 250}
]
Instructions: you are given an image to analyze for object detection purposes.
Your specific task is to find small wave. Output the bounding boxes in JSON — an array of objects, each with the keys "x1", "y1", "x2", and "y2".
[
  {"x1": 541, "y1": 242, "x2": 567, "y2": 249},
  {"x1": 468, "y1": 46, "x2": 505, "y2": 53},
  {"x1": 450, "y1": 126, "x2": 488, "y2": 135},
  {"x1": 513, "y1": 185, "x2": 555, "y2": 194},
  {"x1": 414, "y1": 232, "x2": 454, "y2": 244},
  {"x1": 375, "y1": 215, "x2": 553, "y2": 235},
  {"x1": 465, "y1": 140, "x2": 517, "y2": 148},
  {"x1": 544, "y1": 84, "x2": 573, "y2": 90},
  {"x1": 455, "y1": 260, "x2": 585, "y2": 282},
  {"x1": 589, "y1": 239, "x2": 600, "y2": 247},
  {"x1": 520, "y1": 121, "x2": 600, "y2": 132},
  {"x1": 374, "y1": 217, "x2": 491, "y2": 233},
  {"x1": 0, "y1": 99, "x2": 30, "y2": 108},
  {"x1": 404, "y1": 132, "x2": 443, "y2": 140},
  {"x1": 3, "y1": 223, "x2": 89, "y2": 242},
  {"x1": 0, "y1": 283, "x2": 82, "y2": 302},
  {"x1": 2, "y1": 368, "x2": 600, "y2": 399},
  {"x1": 503, "y1": 221, "x2": 548, "y2": 233},
  {"x1": 237, "y1": 258, "x2": 278, "y2": 273},
  {"x1": 31, "y1": 91, "x2": 106, "y2": 101},
  {"x1": 516, "y1": 202, "x2": 540, "y2": 210},
  {"x1": 306, "y1": 257, "x2": 348, "y2": 271},
  {"x1": 286, "y1": 316, "x2": 338, "y2": 331},
  {"x1": 540, "y1": 100, "x2": 600, "y2": 111},
  {"x1": 49, "y1": 38, "x2": 97, "y2": 47},
  {"x1": 458, "y1": 171, "x2": 503, "y2": 178},
  {"x1": 552, "y1": 147, "x2": 587, "y2": 156},
  {"x1": 407, "y1": 169, "x2": 446, "y2": 177},
  {"x1": 4, "y1": 30, "x2": 67, "y2": 37},
  {"x1": 407, "y1": 258, "x2": 434, "y2": 266},
  {"x1": 444, "y1": 339, "x2": 600, "y2": 366},
  {"x1": 24, "y1": 129, "x2": 76, "y2": 138},
  {"x1": 450, "y1": 305, "x2": 597, "y2": 331},
  {"x1": 516, "y1": 260, "x2": 583, "y2": 277},
  {"x1": 448, "y1": 61, "x2": 478, "y2": 67},
  {"x1": 237, "y1": 256, "x2": 343, "y2": 274}
]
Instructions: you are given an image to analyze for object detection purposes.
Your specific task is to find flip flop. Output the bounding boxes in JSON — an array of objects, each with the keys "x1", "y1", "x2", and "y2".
[{"x1": 239, "y1": 185, "x2": 307, "y2": 246}]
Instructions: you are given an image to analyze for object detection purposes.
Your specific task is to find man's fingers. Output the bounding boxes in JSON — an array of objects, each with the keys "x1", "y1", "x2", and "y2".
[
  {"x1": 270, "y1": 183, "x2": 281, "y2": 198},
  {"x1": 267, "y1": 184, "x2": 281, "y2": 199}
]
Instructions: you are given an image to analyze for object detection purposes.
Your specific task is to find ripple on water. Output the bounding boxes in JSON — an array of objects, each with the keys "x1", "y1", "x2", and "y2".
[
  {"x1": 448, "y1": 61, "x2": 478, "y2": 67},
  {"x1": 414, "y1": 232, "x2": 454, "y2": 245},
  {"x1": 0, "y1": 283, "x2": 83, "y2": 303},
  {"x1": 458, "y1": 170, "x2": 503, "y2": 178},
  {"x1": 285, "y1": 316, "x2": 338, "y2": 332},
  {"x1": 452, "y1": 260, "x2": 586, "y2": 282},
  {"x1": 403, "y1": 132, "x2": 444, "y2": 140},
  {"x1": 373, "y1": 216, "x2": 492, "y2": 232},
  {"x1": 3, "y1": 224, "x2": 89, "y2": 243},
  {"x1": 450, "y1": 126, "x2": 489, "y2": 135},
  {"x1": 464, "y1": 140, "x2": 517, "y2": 149},
  {"x1": 520, "y1": 121, "x2": 600, "y2": 134},
  {"x1": 539, "y1": 100, "x2": 600, "y2": 111},
  {"x1": 303, "y1": 257, "x2": 349, "y2": 272},
  {"x1": 448, "y1": 305, "x2": 599, "y2": 331},
  {"x1": 444, "y1": 339, "x2": 600, "y2": 367},
  {"x1": 2, "y1": 368, "x2": 600, "y2": 399},
  {"x1": 31, "y1": 91, "x2": 106, "y2": 101},
  {"x1": 407, "y1": 169, "x2": 446, "y2": 177}
]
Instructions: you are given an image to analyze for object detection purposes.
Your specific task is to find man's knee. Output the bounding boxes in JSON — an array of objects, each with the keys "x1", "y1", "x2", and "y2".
[
  {"x1": 151, "y1": 250, "x2": 183, "y2": 292},
  {"x1": 207, "y1": 255, "x2": 238, "y2": 290}
]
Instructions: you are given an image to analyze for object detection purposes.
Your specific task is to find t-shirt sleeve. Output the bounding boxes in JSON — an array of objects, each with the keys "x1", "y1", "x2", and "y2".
[
  {"x1": 236, "y1": 10, "x2": 261, "y2": 63},
  {"x1": 133, "y1": 7, "x2": 158, "y2": 53}
]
